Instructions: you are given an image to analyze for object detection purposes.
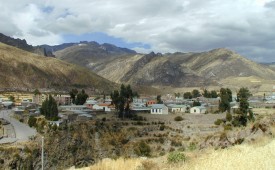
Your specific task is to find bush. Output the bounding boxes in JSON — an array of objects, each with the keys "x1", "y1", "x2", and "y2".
[
  {"x1": 214, "y1": 119, "x2": 223, "y2": 125},
  {"x1": 134, "y1": 140, "x2": 151, "y2": 157},
  {"x1": 159, "y1": 124, "x2": 165, "y2": 131},
  {"x1": 174, "y1": 116, "x2": 184, "y2": 121},
  {"x1": 188, "y1": 142, "x2": 196, "y2": 151},
  {"x1": 226, "y1": 112, "x2": 232, "y2": 122},
  {"x1": 167, "y1": 151, "x2": 186, "y2": 163},
  {"x1": 224, "y1": 124, "x2": 232, "y2": 131},
  {"x1": 28, "y1": 116, "x2": 37, "y2": 127}
]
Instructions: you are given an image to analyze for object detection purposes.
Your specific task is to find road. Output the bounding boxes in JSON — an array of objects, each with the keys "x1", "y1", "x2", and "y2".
[{"x1": 0, "y1": 109, "x2": 37, "y2": 144}]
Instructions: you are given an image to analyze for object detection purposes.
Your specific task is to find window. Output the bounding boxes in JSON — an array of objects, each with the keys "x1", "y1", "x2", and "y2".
[{"x1": 194, "y1": 109, "x2": 196, "y2": 113}]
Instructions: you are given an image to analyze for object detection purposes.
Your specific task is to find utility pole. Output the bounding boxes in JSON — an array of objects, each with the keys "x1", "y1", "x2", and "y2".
[{"x1": 42, "y1": 136, "x2": 44, "y2": 170}]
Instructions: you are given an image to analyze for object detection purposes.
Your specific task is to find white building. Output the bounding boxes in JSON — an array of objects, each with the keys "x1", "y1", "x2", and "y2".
[
  {"x1": 168, "y1": 104, "x2": 188, "y2": 113},
  {"x1": 150, "y1": 104, "x2": 168, "y2": 114},
  {"x1": 190, "y1": 106, "x2": 206, "y2": 114}
]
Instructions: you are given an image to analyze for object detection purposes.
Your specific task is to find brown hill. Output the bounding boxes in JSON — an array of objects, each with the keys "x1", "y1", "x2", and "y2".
[
  {"x1": 54, "y1": 44, "x2": 275, "y2": 89},
  {"x1": 0, "y1": 43, "x2": 116, "y2": 93}
]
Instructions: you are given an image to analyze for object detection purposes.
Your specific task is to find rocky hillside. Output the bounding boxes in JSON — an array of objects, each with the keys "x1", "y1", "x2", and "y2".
[
  {"x1": 88, "y1": 49, "x2": 275, "y2": 87},
  {"x1": 0, "y1": 43, "x2": 116, "y2": 92},
  {"x1": 0, "y1": 33, "x2": 50, "y2": 56}
]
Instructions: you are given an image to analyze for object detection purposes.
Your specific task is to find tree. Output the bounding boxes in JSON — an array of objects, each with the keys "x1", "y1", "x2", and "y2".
[
  {"x1": 192, "y1": 89, "x2": 201, "y2": 98},
  {"x1": 33, "y1": 89, "x2": 41, "y2": 95},
  {"x1": 69, "y1": 89, "x2": 78, "y2": 104},
  {"x1": 226, "y1": 88, "x2": 233, "y2": 102},
  {"x1": 193, "y1": 100, "x2": 201, "y2": 107},
  {"x1": 219, "y1": 88, "x2": 230, "y2": 112},
  {"x1": 233, "y1": 88, "x2": 253, "y2": 126},
  {"x1": 174, "y1": 92, "x2": 181, "y2": 98},
  {"x1": 156, "y1": 95, "x2": 163, "y2": 104},
  {"x1": 183, "y1": 92, "x2": 192, "y2": 99},
  {"x1": 9, "y1": 95, "x2": 15, "y2": 102},
  {"x1": 111, "y1": 84, "x2": 137, "y2": 119},
  {"x1": 203, "y1": 89, "x2": 210, "y2": 98},
  {"x1": 75, "y1": 89, "x2": 89, "y2": 105},
  {"x1": 40, "y1": 95, "x2": 58, "y2": 120},
  {"x1": 210, "y1": 90, "x2": 218, "y2": 98},
  {"x1": 236, "y1": 87, "x2": 251, "y2": 102}
]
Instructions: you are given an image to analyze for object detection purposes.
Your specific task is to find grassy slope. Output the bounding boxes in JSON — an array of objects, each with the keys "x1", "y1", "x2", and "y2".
[
  {"x1": 0, "y1": 43, "x2": 116, "y2": 92},
  {"x1": 72, "y1": 138, "x2": 275, "y2": 170}
]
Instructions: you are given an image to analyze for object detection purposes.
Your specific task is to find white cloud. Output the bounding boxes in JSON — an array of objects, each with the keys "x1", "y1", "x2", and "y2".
[{"x1": 0, "y1": 0, "x2": 275, "y2": 61}]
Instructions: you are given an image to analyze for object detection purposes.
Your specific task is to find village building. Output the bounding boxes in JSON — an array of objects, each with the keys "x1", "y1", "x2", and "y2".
[
  {"x1": 150, "y1": 104, "x2": 169, "y2": 114},
  {"x1": 190, "y1": 106, "x2": 207, "y2": 114}
]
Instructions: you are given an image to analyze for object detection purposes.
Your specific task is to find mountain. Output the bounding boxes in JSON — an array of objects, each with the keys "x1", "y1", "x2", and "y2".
[
  {"x1": 0, "y1": 42, "x2": 116, "y2": 92},
  {"x1": 54, "y1": 41, "x2": 137, "y2": 68},
  {"x1": 64, "y1": 47, "x2": 275, "y2": 88},
  {"x1": 0, "y1": 33, "x2": 50, "y2": 56}
]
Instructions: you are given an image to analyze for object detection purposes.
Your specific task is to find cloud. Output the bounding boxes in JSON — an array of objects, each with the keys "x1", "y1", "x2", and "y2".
[{"x1": 0, "y1": 0, "x2": 275, "y2": 62}]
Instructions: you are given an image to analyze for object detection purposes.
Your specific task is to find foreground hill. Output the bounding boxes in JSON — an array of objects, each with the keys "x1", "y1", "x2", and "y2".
[{"x1": 0, "y1": 43, "x2": 116, "y2": 92}]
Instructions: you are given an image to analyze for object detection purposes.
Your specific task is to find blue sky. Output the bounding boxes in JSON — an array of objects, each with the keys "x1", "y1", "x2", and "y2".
[{"x1": 1, "y1": 0, "x2": 275, "y2": 62}]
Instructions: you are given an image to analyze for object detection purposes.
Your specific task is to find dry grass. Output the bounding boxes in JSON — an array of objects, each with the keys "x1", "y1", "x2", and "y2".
[
  {"x1": 71, "y1": 137, "x2": 275, "y2": 170},
  {"x1": 73, "y1": 158, "x2": 143, "y2": 170}
]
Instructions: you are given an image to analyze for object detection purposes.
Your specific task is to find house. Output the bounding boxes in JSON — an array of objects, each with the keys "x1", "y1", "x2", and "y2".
[
  {"x1": 77, "y1": 113, "x2": 93, "y2": 121},
  {"x1": 150, "y1": 104, "x2": 169, "y2": 114},
  {"x1": 190, "y1": 106, "x2": 206, "y2": 114},
  {"x1": 59, "y1": 105, "x2": 89, "y2": 112},
  {"x1": 92, "y1": 103, "x2": 111, "y2": 112},
  {"x1": 168, "y1": 104, "x2": 188, "y2": 113},
  {"x1": 85, "y1": 99, "x2": 98, "y2": 109},
  {"x1": 48, "y1": 120, "x2": 64, "y2": 127},
  {"x1": 147, "y1": 100, "x2": 157, "y2": 106}
]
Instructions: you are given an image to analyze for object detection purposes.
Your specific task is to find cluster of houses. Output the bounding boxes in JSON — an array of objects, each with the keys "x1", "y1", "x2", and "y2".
[{"x1": 3, "y1": 90, "x2": 275, "y2": 127}]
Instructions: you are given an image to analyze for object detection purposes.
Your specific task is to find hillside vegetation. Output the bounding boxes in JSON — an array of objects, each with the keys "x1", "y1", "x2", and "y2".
[
  {"x1": 73, "y1": 138, "x2": 275, "y2": 170},
  {"x1": 0, "y1": 43, "x2": 116, "y2": 92}
]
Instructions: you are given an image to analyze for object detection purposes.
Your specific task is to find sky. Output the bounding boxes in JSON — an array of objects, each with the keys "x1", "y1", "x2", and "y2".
[{"x1": 0, "y1": 0, "x2": 275, "y2": 62}]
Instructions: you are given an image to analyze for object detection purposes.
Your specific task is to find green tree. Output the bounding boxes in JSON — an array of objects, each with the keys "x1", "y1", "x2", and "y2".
[
  {"x1": 219, "y1": 88, "x2": 230, "y2": 112},
  {"x1": 156, "y1": 95, "x2": 163, "y2": 104},
  {"x1": 111, "y1": 84, "x2": 137, "y2": 119},
  {"x1": 69, "y1": 89, "x2": 78, "y2": 104},
  {"x1": 210, "y1": 90, "x2": 218, "y2": 98},
  {"x1": 193, "y1": 100, "x2": 201, "y2": 107},
  {"x1": 183, "y1": 92, "x2": 192, "y2": 99},
  {"x1": 9, "y1": 95, "x2": 15, "y2": 102},
  {"x1": 192, "y1": 89, "x2": 201, "y2": 98},
  {"x1": 226, "y1": 88, "x2": 233, "y2": 102},
  {"x1": 75, "y1": 89, "x2": 89, "y2": 105},
  {"x1": 28, "y1": 116, "x2": 37, "y2": 127},
  {"x1": 33, "y1": 89, "x2": 41, "y2": 95},
  {"x1": 40, "y1": 95, "x2": 58, "y2": 120},
  {"x1": 233, "y1": 88, "x2": 253, "y2": 126},
  {"x1": 174, "y1": 92, "x2": 181, "y2": 98},
  {"x1": 203, "y1": 89, "x2": 210, "y2": 98}
]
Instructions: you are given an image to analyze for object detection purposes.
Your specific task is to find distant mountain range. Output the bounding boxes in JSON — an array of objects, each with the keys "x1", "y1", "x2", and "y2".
[{"x1": 1, "y1": 32, "x2": 275, "y2": 92}]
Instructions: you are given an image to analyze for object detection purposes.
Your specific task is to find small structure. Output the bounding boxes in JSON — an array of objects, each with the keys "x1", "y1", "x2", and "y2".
[
  {"x1": 150, "y1": 104, "x2": 168, "y2": 114},
  {"x1": 93, "y1": 103, "x2": 111, "y2": 112},
  {"x1": 85, "y1": 99, "x2": 98, "y2": 109},
  {"x1": 190, "y1": 106, "x2": 206, "y2": 114},
  {"x1": 147, "y1": 100, "x2": 157, "y2": 106},
  {"x1": 168, "y1": 104, "x2": 188, "y2": 113},
  {"x1": 77, "y1": 113, "x2": 93, "y2": 121}
]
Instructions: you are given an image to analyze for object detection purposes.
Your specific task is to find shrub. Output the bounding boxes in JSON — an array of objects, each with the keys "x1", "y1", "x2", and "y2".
[
  {"x1": 159, "y1": 124, "x2": 165, "y2": 131},
  {"x1": 174, "y1": 116, "x2": 184, "y2": 121},
  {"x1": 214, "y1": 119, "x2": 223, "y2": 125},
  {"x1": 167, "y1": 151, "x2": 186, "y2": 163},
  {"x1": 224, "y1": 124, "x2": 232, "y2": 131},
  {"x1": 226, "y1": 112, "x2": 232, "y2": 122},
  {"x1": 28, "y1": 116, "x2": 37, "y2": 127},
  {"x1": 188, "y1": 142, "x2": 196, "y2": 151},
  {"x1": 134, "y1": 140, "x2": 151, "y2": 157}
]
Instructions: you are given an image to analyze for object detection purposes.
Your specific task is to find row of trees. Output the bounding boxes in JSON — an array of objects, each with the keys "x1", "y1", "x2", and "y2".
[
  {"x1": 111, "y1": 84, "x2": 138, "y2": 119},
  {"x1": 40, "y1": 95, "x2": 58, "y2": 120},
  {"x1": 69, "y1": 89, "x2": 89, "y2": 105}
]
